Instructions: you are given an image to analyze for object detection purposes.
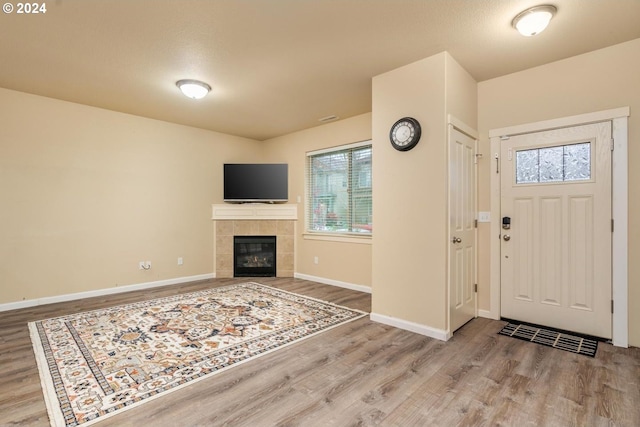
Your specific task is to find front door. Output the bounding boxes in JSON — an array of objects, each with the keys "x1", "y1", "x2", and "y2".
[
  {"x1": 449, "y1": 126, "x2": 476, "y2": 332},
  {"x1": 500, "y1": 122, "x2": 612, "y2": 338}
]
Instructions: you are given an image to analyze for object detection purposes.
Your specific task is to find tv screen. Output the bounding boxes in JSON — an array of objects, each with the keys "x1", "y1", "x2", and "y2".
[{"x1": 224, "y1": 163, "x2": 288, "y2": 203}]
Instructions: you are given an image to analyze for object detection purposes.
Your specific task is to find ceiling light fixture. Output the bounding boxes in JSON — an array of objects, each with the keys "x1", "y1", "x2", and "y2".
[
  {"x1": 512, "y1": 5, "x2": 557, "y2": 37},
  {"x1": 176, "y1": 79, "x2": 211, "y2": 99}
]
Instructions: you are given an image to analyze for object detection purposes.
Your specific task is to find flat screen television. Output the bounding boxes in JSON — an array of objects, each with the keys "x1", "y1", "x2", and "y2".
[{"x1": 223, "y1": 163, "x2": 288, "y2": 203}]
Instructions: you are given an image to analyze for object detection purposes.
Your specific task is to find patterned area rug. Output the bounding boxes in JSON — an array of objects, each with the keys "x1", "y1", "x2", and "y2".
[
  {"x1": 498, "y1": 321, "x2": 598, "y2": 357},
  {"x1": 29, "y1": 282, "x2": 367, "y2": 427}
]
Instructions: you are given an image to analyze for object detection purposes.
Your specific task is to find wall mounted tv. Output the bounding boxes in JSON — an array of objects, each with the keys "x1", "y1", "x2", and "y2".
[{"x1": 223, "y1": 163, "x2": 288, "y2": 203}]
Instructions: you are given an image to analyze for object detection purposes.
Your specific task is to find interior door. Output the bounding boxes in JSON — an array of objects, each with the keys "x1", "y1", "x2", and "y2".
[
  {"x1": 500, "y1": 122, "x2": 612, "y2": 338},
  {"x1": 449, "y1": 126, "x2": 476, "y2": 332}
]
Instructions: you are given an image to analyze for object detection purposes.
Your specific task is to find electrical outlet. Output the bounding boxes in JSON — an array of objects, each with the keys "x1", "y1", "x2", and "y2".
[
  {"x1": 146, "y1": 261, "x2": 151, "y2": 269},
  {"x1": 314, "y1": 256, "x2": 319, "y2": 265},
  {"x1": 178, "y1": 257, "x2": 183, "y2": 265},
  {"x1": 139, "y1": 261, "x2": 145, "y2": 270}
]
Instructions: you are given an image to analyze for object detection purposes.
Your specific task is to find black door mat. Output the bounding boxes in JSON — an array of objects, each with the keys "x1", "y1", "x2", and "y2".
[{"x1": 498, "y1": 321, "x2": 598, "y2": 357}]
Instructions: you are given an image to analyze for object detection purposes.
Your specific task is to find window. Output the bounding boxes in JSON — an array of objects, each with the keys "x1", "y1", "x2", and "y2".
[
  {"x1": 516, "y1": 142, "x2": 591, "y2": 184},
  {"x1": 306, "y1": 141, "x2": 372, "y2": 235}
]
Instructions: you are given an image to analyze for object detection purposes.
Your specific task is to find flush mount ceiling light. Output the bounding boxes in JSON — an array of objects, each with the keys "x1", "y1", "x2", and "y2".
[
  {"x1": 512, "y1": 5, "x2": 557, "y2": 37},
  {"x1": 176, "y1": 79, "x2": 211, "y2": 99}
]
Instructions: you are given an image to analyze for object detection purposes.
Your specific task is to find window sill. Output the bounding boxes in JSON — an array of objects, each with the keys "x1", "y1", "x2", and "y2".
[{"x1": 303, "y1": 233, "x2": 372, "y2": 245}]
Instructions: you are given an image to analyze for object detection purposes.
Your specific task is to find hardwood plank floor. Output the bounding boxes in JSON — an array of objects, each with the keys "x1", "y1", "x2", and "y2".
[{"x1": 1, "y1": 277, "x2": 638, "y2": 426}]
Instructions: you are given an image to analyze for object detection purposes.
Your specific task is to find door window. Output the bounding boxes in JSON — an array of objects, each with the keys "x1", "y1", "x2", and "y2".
[{"x1": 515, "y1": 142, "x2": 591, "y2": 184}]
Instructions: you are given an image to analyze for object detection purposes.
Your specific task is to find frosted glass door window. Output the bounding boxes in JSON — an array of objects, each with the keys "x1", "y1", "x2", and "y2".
[
  {"x1": 515, "y1": 150, "x2": 539, "y2": 183},
  {"x1": 515, "y1": 142, "x2": 591, "y2": 184},
  {"x1": 564, "y1": 143, "x2": 592, "y2": 181},
  {"x1": 539, "y1": 146, "x2": 564, "y2": 182}
]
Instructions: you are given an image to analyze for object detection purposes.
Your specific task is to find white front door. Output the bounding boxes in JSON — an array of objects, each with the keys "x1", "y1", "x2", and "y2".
[
  {"x1": 449, "y1": 126, "x2": 476, "y2": 332},
  {"x1": 500, "y1": 122, "x2": 612, "y2": 338}
]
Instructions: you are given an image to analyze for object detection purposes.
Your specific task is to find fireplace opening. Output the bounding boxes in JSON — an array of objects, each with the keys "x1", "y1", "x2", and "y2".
[{"x1": 233, "y1": 235, "x2": 276, "y2": 277}]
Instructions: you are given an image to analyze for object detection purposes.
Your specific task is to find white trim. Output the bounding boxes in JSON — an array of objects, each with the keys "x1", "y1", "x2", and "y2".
[
  {"x1": 447, "y1": 123, "x2": 452, "y2": 332},
  {"x1": 448, "y1": 114, "x2": 479, "y2": 139},
  {"x1": 212, "y1": 204, "x2": 298, "y2": 220},
  {"x1": 489, "y1": 107, "x2": 630, "y2": 138},
  {"x1": 612, "y1": 117, "x2": 629, "y2": 347},
  {"x1": 489, "y1": 135, "x2": 502, "y2": 321},
  {"x1": 370, "y1": 313, "x2": 451, "y2": 341},
  {"x1": 478, "y1": 309, "x2": 497, "y2": 320},
  {"x1": 488, "y1": 108, "x2": 629, "y2": 347},
  {"x1": 294, "y1": 272, "x2": 371, "y2": 294},
  {"x1": 306, "y1": 139, "x2": 372, "y2": 157},
  {"x1": 0, "y1": 273, "x2": 215, "y2": 312},
  {"x1": 302, "y1": 233, "x2": 372, "y2": 244}
]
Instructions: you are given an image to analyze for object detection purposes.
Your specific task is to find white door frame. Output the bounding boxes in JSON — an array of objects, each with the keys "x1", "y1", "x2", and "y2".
[{"x1": 488, "y1": 107, "x2": 629, "y2": 347}]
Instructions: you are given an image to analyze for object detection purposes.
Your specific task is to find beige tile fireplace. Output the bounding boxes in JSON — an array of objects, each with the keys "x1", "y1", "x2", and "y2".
[{"x1": 212, "y1": 204, "x2": 297, "y2": 278}]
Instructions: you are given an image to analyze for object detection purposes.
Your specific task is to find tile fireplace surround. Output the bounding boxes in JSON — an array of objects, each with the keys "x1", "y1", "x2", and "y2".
[{"x1": 212, "y1": 204, "x2": 297, "y2": 278}]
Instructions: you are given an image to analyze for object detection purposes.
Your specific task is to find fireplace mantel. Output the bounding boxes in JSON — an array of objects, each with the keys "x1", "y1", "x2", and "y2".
[{"x1": 211, "y1": 204, "x2": 298, "y2": 221}]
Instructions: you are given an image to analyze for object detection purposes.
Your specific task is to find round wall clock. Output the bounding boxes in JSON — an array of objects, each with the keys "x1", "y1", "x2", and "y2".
[{"x1": 389, "y1": 117, "x2": 421, "y2": 151}]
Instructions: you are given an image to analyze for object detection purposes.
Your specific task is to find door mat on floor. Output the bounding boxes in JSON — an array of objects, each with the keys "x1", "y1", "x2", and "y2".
[{"x1": 498, "y1": 322, "x2": 598, "y2": 357}]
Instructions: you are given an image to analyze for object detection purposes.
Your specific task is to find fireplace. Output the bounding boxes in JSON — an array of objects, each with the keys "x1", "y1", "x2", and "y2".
[
  {"x1": 213, "y1": 205, "x2": 297, "y2": 278},
  {"x1": 233, "y1": 235, "x2": 276, "y2": 277}
]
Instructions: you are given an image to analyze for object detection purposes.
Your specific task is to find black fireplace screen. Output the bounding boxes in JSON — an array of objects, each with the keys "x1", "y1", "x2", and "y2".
[{"x1": 233, "y1": 235, "x2": 276, "y2": 277}]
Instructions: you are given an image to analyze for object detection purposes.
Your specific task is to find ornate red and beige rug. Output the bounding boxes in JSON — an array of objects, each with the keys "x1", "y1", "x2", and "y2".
[{"x1": 29, "y1": 282, "x2": 366, "y2": 427}]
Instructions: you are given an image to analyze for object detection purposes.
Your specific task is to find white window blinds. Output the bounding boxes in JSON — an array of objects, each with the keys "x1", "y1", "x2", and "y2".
[{"x1": 306, "y1": 142, "x2": 372, "y2": 235}]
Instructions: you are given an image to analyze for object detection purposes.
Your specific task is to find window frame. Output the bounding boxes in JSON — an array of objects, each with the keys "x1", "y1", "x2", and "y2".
[{"x1": 305, "y1": 140, "x2": 372, "y2": 238}]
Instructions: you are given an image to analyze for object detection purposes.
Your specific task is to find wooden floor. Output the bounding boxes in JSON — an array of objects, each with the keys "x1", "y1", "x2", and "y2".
[{"x1": 1, "y1": 277, "x2": 639, "y2": 426}]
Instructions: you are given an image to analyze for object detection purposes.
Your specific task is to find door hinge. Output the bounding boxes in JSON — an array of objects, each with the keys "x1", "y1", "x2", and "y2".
[
  {"x1": 474, "y1": 284, "x2": 478, "y2": 293},
  {"x1": 611, "y1": 138, "x2": 615, "y2": 151},
  {"x1": 611, "y1": 299, "x2": 614, "y2": 314},
  {"x1": 611, "y1": 219, "x2": 614, "y2": 232},
  {"x1": 474, "y1": 219, "x2": 478, "y2": 228}
]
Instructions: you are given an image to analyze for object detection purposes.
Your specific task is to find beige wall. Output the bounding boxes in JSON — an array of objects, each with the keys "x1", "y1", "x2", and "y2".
[
  {"x1": 262, "y1": 113, "x2": 373, "y2": 287},
  {"x1": 371, "y1": 52, "x2": 477, "y2": 331},
  {"x1": 478, "y1": 38, "x2": 640, "y2": 346},
  {"x1": 0, "y1": 88, "x2": 260, "y2": 304},
  {"x1": 445, "y1": 53, "x2": 478, "y2": 130}
]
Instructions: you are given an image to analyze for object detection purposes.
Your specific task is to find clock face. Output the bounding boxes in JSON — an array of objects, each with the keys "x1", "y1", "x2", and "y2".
[{"x1": 390, "y1": 117, "x2": 421, "y2": 151}]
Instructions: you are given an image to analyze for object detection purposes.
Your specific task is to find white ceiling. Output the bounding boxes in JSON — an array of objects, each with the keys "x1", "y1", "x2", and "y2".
[{"x1": 2, "y1": 0, "x2": 639, "y2": 140}]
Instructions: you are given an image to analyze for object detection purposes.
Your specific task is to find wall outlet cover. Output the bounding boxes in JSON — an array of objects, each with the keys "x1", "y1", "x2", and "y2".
[{"x1": 478, "y1": 212, "x2": 491, "y2": 222}]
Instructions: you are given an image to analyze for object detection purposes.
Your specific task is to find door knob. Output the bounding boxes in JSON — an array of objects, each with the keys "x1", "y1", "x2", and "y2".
[
  {"x1": 452, "y1": 237, "x2": 462, "y2": 243},
  {"x1": 503, "y1": 234, "x2": 511, "y2": 241}
]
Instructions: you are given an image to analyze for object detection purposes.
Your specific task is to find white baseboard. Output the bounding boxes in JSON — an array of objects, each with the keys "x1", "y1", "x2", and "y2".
[
  {"x1": 293, "y1": 273, "x2": 371, "y2": 294},
  {"x1": 370, "y1": 312, "x2": 451, "y2": 341},
  {"x1": 0, "y1": 273, "x2": 215, "y2": 312},
  {"x1": 478, "y1": 309, "x2": 499, "y2": 320}
]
